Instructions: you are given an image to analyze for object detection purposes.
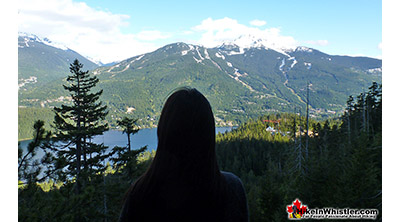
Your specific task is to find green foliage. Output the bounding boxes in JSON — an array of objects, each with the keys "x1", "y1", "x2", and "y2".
[
  {"x1": 18, "y1": 35, "x2": 98, "y2": 85},
  {"x1": 18, "y1": 43, "x2": 381, "y2": 140},
  {"x1": 116, "y1": 116, "x2": 140, "y2": 151},
  {"x1": 18, "y1": 120, "x2": 51, "y2": 184},
  {"x1": 18, "y1": 82, "x2": 381, "y2": 221},
  {"x1": 42, "y1": 59, "x2": 109, "y2": 194},
  {"x1": 18, "y1": 107, "x2": 54, "y2": 140},
  {"x1": 18, "y1": 58, "x2": 152, "y2": 221},
  {"x1": 215, "y1": 82, "x2": 382, "y2": 221},
  {"x1": 18, "y1": 151, "x2": 153, "y2": 221}
]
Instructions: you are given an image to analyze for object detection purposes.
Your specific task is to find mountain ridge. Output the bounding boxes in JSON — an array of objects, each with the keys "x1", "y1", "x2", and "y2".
[
  {"x1": 18, "y1": 35, "x2": 381, "y2": 139},
  {"x1": 78, "y1": 41, "x2": 380, "y2": 121},
  {"x1": 18, "y1": 32, "x2": 99, "y2": 87}
]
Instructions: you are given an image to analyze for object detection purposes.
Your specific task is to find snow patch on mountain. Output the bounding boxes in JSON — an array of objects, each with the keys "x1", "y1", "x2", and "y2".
[
  {"x1": 84, "y1": 56, "x2": 104, "y2": 66},
  {"x1": 218, "y1": 43, "x2": 245, "y2": 55},
  {"x1": 288, "y1": 57, "x2": 297, "y2": 69},
  {"x1": 218, "y1": 34, "x2": 296, "y2": 57},
  {"x1": 193, "y1": 56, "x2": 202, "y2": 63},
  {"x1": 279, "y1": 59, "x2": 285, "y2": 71},
  {"x1": 134, "y1": 55, "x2": 145, "y2": 61},
  {"x1": 296, "y1": 46, "x2": 313, "y2": 53},
  {"x1": 215, "y1": 52, "x2": 225, "y2": 60},
  {"x1": 180, "y1": 43, "x2": 197, "y2": 56},
  {"x1": 202, "y1": 49, "x2": 222, "y2": 70},
  {"x1": 191, "y1": 46, "x2": 209, "y2": 64},
  {"x1": 18, "y1": 32, "x2": 69, "y2": 50},
  {"x1": 228, "y1": 69, "x2": 254, "y2": 92},
  {"x1": 204, "y1": 49, "x2": 211, "y2": 60},
  {"x1": 195, "y1": 46, "x2": 205, "y2": 60}
]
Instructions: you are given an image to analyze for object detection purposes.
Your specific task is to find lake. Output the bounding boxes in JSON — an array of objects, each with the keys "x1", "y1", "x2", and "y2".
[{"x1": 19, "y1": 127, "x2": 236, "y2": 158}]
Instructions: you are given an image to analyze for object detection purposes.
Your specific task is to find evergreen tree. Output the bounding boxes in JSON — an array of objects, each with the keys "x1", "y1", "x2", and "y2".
[
  {"x1": 44, "y1": 59, "x2": 109, "y2": 192},
  {"x1": 110, "y1": 116, "x2": 146, "y2": 179},
  {"x1": 18, "y1": 120, "x2": 51, "y2": 184},
  {"x1": 117, "y1": 117, "x2": 139, "y2": 151}
]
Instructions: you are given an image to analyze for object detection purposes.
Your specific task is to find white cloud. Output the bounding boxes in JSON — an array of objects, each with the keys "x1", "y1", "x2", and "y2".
[
  {"x1": 305, "y1": 40, "x2": 329, "y2": 46},
  {"x1": 182, "y1": 30, "x2": 194, "y2": 35},
  {"x1": 378, "y1": 42, "x2": 382, "y2": 50},
  {"x1": 192, "y1": 17, "x2": 298, "y2": 49},
  {"x1": 250, "y1": 19, "x2": 267, "y2": 27},
  {"x1": 135, "y1": 30, "x2": 171, "y2": 41},
  {"x1": 18, "y1": 0, "x2": 169, "y2": 63}
]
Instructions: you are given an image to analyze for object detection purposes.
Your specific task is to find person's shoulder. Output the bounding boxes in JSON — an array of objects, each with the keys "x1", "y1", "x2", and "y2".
[
  {"x1": 221, "y1": 171, "x2": 249, "y2": 221},
  {"x1": 221, "y1": 171, "x2": 240, "y2": 182},
  {"x1": 221, "y1": 171, "x2": 245, "y2": 191}
]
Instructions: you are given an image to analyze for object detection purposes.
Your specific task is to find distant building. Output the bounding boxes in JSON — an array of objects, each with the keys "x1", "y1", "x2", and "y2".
[{"x1": 266, "y1": 126, "x2": 276, "y2": 133}]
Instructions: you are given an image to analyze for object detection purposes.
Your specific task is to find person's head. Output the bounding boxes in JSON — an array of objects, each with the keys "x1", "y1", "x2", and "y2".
[
  {"x1": 121, "y1": 87, "x2": 226, "y2": 221},
  {"x1": 155, "y1": 87, "x2": 218, "y2": 180}
]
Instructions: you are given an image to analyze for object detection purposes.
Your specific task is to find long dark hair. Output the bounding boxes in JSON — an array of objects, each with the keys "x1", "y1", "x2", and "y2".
[{"x1": 120, "y1": 88, "x2": 227, "y2": 221}]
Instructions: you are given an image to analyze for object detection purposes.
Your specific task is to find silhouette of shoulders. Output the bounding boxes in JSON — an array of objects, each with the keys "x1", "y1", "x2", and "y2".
[{"x1": 221, "y1": 171, "x2": 249, "y2": 221}]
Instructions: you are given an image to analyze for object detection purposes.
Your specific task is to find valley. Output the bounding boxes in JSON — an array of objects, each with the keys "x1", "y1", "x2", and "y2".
[{"x1": 18, "y1": 33, "x2": 382, "y2": 140}]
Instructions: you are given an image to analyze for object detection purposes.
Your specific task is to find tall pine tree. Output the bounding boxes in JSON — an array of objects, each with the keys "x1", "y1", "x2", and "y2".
[{"x1": 45, "y1": 59, "x2": 109, "y2": 193}]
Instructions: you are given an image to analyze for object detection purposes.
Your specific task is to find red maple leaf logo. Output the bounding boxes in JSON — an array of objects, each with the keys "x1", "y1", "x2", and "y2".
[
  {"x1": 287, "y1": 199, "x2": 308, "y2": 219},
  {"x1": 287, "y1": 205, "x2": 293, "y2": 213},
  {"x1": 294, "y1": 199, "x2": 302, "y2": 209}
]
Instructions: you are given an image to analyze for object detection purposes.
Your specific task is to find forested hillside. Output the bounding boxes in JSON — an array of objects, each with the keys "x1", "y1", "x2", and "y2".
[
  {"x1": 18, "y1": 33, "x2": 98, "y2": 85},
  {"x1": 18, "y1": 82, "x2": 381, "y2": 221},
  {"x1": 18, "y1": 107, "x2": 54, "y2": 140},
  {"x1": 18, "y1": 38, "x2": 381, "y2": 140},
  {"x1": 216, "y1": 82, "x2": 382, "y2": 221}
]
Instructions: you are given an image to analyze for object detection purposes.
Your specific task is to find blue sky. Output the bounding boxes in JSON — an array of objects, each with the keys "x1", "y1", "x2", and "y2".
[{"x1": 18, "y1": 0, "x2": 382, "y2": 63}]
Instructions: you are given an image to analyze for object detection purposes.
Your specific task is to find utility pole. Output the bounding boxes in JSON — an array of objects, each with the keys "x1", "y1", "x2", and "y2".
[
  {"x1": 305, "y1": 82, "x2": 309, "y2": 161},
  {"x1": 362, "y1": 93, "x2": 366, "y2": 132},
  {"x1": 298, "y1": 108, "x2": 303, "y2": 174},
  {"x1": 347, "y1": 111, "x2": 351, "y2": 144},
  {"x1": 367, "y1": 99, "x2": 370, "y2": 135}
]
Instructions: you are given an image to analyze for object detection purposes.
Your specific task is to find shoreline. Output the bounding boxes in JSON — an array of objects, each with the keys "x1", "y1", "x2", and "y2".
[
  {"x1": 18, "y1": 125, "x2": 237, "y2": 142},
  {"x1": 19, "y1": 138, "x2": 32, "y2": 142}
]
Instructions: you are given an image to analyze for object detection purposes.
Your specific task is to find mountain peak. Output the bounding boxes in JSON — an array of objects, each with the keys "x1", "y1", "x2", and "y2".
[
  {"x1": 295, "y1": 46, "x2": 313, "y2": 53},
  {"x1": 216, "y1": 34, "x2": 298, "y2": 56},
  {"x1": 18, "y1": 32, "x2": 69, "y2": 51}
]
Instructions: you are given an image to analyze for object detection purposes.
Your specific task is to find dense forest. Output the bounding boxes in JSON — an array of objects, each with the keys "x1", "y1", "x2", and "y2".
[
  {"x1": 216, "y1": 82, "x2": 382, "y2": 221},
  {"x1": 18, "y1": 60, "x2": 381, "y2": 221},
  {"x1": 18, "y1": 107, "x2": 54, "y2": 141}
]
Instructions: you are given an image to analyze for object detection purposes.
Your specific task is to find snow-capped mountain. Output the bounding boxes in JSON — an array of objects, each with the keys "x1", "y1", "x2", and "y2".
[
  {"x1": 18, "y1": 32, "x2": 99, "y2": 87},
  {"x1": 19, "y1": 33, "x2": 382, "y2": 134},
  {"x1": 18, "y1": 32, "x2": 109, "y2": 66},
  {"x1": 18, "y1": 32, "x2": 69, "y2": 51},
  {"x1": 216, "y1": 34, "x2": 298, "y2": 56}
]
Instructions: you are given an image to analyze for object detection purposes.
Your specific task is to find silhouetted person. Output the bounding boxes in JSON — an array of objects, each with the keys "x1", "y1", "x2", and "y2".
[{"x1": 119, "y1": 88, "x2": 248, "y2": 221}]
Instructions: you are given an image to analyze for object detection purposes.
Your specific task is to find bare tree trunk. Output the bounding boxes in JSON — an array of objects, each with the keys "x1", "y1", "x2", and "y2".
[
  {"x1": 366, "y1": 98, "x2": 370, "y2": 135},
  {"x1": 127, "y1": 133, "x2": 131, "y2": 152},
  {"x1": 347, "y1": 112, "x2": 351, "y2": 144},
  {"x1": 76, "y1": 74, "x2": 82, "y2": 195},
  {"x1": 362, "y1": 93, "x2": 366, "y2": 132},
  {"x1": 103, "y1": 171, "x2": 108, "y2": 222}
]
